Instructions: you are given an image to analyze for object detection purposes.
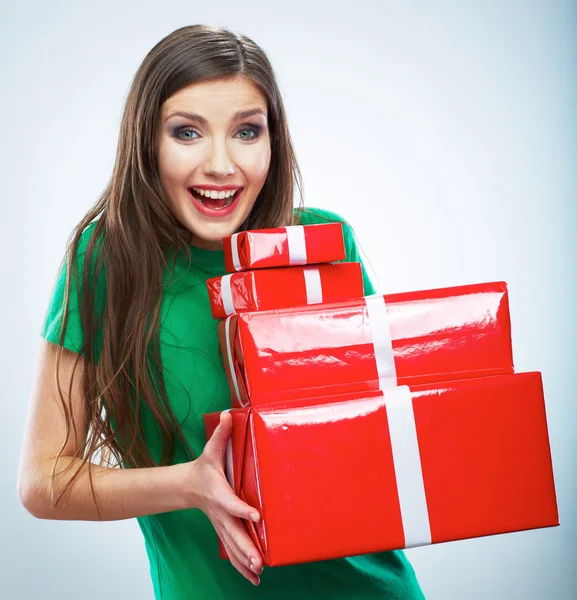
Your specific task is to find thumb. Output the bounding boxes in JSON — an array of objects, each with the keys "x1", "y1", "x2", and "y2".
[{"x1": 206, "y1": 410, "x2": 233, "y2": 457}]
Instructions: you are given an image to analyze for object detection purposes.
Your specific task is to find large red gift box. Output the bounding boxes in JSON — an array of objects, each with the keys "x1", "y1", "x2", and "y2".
[
  {"x1": 219, "y1": 281, "x2": 514, "y2": 407},
  {"x1": 206, "y1": 262, "x2": 364, "y2": 319},
  {"x1": 203, "y1": 372, "x2": 559, "y2": 567},
  {"x1": 223, "y1": 222, "x2": 346, "y2": 272}
]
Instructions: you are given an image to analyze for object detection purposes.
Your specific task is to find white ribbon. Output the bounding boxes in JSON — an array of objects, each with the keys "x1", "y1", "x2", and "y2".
[
  {"x1": 224, "y1": 316, "x2": 247, "y2": 407},
  {"x1": 383, "y1": 385, "x2": 431, "y2": 547},
  {"x1": 303, "y1": 267, "x2": 323, "y2": 304},
  {"x1": 364, "y1": 295, "x2": 397, "y2": 389},
  {"x1": 221, "y1": 274, "x2": 235, "y2": 316},
  {"x1": 222, "y1": 267, "x2": 323, "y2": 315},
  {"x1": 286, "y1": 226, "x2": 307, "y2": 265},
  {"x1": 230, "y1": 233, "x2": 242, "y2": 271},
  {"x1": 221, "y1": 409, "x2": 235, "y2": 490}
]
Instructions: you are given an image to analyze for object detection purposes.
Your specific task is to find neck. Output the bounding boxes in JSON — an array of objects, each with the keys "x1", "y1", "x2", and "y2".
[{"x1": 190, "y1": 236, "x2": 224, "y2": 250}]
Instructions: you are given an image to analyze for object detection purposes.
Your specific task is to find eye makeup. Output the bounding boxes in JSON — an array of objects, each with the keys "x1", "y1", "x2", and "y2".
[{"x1": 169, "y1": 123, "x2": 263, "y2": 142}]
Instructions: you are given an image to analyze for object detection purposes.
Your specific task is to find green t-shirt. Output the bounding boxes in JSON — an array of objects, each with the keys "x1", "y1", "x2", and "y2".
[{"x1": 41, "y1": 207, "x2": 425, "y2": 600}]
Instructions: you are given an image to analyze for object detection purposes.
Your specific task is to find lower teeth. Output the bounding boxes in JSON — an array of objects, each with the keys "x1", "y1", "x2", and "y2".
[{"x1": 193, "y1": 192, "x2": 236, "y2": 209}]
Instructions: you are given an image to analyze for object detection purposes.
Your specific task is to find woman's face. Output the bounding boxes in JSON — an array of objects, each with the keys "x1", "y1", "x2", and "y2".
[{"x1": 156, "y1": 75, "x2": 271, "y2": 249}]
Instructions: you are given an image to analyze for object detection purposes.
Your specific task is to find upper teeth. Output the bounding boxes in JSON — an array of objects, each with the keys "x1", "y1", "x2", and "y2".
[{"x1": 192, "y1": 187, "x2": 239, "y2": 199}]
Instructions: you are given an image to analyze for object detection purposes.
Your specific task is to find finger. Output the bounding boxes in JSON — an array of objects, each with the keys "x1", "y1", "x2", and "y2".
[
  {"x1": 220, "y1": 514, "x2": 264, "y2": 574},
  {"x1": 219, "y1": 526, "x2": 252, "y2": 571},
  {"x1": 220, "y1": 492, "x2": 260, "y2": 523},
  {"x1": 219, "y1": 530, "x2": 261, "y2": 585},
  {"x1": 205, "y1": 411, "x2": 233, "y2": 457},
  {"x1": 227, "y1": 546, "x2": 260, "y2": 586}
]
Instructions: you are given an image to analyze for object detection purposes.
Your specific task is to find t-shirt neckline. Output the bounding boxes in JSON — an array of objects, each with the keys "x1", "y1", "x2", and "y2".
[{"x1": 188, "y1": 243, "x2": 226, "y2": 269}]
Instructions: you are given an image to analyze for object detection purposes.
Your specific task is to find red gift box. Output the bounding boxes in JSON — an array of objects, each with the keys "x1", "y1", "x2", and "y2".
[
  {"x1": 203, "y1": 372, "x2": 559, "y2": 567},
  {"x1": 219, "y1": 281, "x2": 514, "y2": 408},
  {"x1": 206, "y1": 262, "x2": 364, "y2": 319},
  {"x1": 223, "y1": 222, "x2": 346, "y2": 272}
]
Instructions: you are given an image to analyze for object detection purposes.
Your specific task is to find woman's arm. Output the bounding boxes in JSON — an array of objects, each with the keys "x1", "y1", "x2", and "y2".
[
  {"x1": 19, "y1": 457, "x2": 188, "y2": 522},
  {"x1": 17, "y1": 340, "x2": 189, "y2": 520},
  {"x1": 17, "y1": 340, "x2": 263, "y2": 584}
]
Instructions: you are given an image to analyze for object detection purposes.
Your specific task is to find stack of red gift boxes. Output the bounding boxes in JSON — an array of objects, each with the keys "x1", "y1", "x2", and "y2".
[{"x1": 203, "y1": 222, "x2": 559, "y2": 567}]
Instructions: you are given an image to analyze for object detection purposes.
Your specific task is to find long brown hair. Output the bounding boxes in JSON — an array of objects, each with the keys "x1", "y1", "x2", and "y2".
[{"x1": 51, "y1": 24, "x2": 305, "y2": 517}]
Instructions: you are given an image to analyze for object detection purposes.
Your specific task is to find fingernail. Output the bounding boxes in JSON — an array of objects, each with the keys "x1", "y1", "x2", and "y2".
[
  {"x1": 252, "y1": 576, "x2": 260, "y2": 586},
  {"x1": 251, "y1": 560, "x2": 263, "y2": 574},
  {"x1": 250, "y1": 512, "x2": 259, "y2": 522}
]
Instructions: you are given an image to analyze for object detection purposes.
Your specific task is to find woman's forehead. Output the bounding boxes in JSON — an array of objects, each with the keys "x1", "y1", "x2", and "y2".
[{"x1": 161, "y1": 76, "x2": 267, "y2": 121}]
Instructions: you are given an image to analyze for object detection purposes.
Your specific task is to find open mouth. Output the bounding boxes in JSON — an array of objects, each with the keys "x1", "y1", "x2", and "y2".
[{"x1": 188, "y1": 187, "x2": 243, "y2": 211}]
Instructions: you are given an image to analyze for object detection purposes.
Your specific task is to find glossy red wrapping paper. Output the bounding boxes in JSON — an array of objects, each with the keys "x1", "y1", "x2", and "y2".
[
  {"x1": 206, "y1": 262, "x2": 364, "y2": 320},
  {"x1": 223, "y1": 222, "x2": 345, "y2": 272},
  {"x1": 219, "y1": 281, "x2": 514, "y2": 408},
  {"x1": 203, "y1": 372, "x2": 559, "y2": 567}
]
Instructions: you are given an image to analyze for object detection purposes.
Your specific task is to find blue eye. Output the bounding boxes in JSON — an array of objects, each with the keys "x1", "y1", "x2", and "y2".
[
  {"x1": 173, "y1": 127, "x2": 199, "y2": 141},
  {"x1": 236, "y1": 125, "x2": 262, "y2": 141}
]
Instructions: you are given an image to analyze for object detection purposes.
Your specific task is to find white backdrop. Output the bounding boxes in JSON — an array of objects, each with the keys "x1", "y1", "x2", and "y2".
[{"x1": 1, "y1": 1, "x2": 575, "y2": 598}]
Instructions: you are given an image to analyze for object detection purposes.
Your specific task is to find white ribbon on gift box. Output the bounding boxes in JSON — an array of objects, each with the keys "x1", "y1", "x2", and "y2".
[
  {"x1": 220, "y1": 274, "x2": 236, "y2": 317},
  {"x1": 229, "y1": 226, "x2": 308, "y2": 271},
  {"x1": 230, "y1": 232, "x2": 242, "y2": 272},
  {"x1": 383, "y1": 385, "x2": 432, "y2": 547},
  {"x1": 224, "y1": 316, "x2": 247, "y2": 407},
  {"x1": 303, "y1": 266, "x2": 323, "y2": 304},
  {"x1": 285, "y1": 225, "x2": 308, "y2": 265},
  {"x1": 221, "y1": 409, "x2": 236, "y2": 490},
  {"x1": 365, "y1": 294, "x2": 398, "y2": 389},
  {"x1": 219, "y1": 267, "x2": 323, "y2": 317},
  {"x1": 224, "y1": 294, "x2": 398, "y2": 406}
]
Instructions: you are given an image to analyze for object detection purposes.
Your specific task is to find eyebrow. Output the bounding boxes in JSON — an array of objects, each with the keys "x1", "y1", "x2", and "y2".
[{"x1": 164, "y1": 107, "x2": 267, "y2": 124}]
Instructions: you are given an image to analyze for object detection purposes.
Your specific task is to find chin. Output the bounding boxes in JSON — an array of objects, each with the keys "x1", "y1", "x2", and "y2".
[
  {"x1": 173, "y1": 189, "x2": 259, "y2": 246},
  {"x1": 187, "y1": 215, "x2": 247, "y2": 249}
]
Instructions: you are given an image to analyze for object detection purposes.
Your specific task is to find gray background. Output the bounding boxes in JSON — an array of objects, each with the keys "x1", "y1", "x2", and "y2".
[{"x1": 1, "y1": 1, "x2": 575, "y2": 598}]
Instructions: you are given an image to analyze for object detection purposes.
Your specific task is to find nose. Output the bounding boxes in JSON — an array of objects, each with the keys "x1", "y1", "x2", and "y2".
[{"x1": 204, "y1": 138, "x2": 235, "y2": 178}]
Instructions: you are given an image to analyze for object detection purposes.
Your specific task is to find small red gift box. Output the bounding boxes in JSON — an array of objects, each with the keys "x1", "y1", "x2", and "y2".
[
  {"x1": 206, "y1": 262, "x2": 364, "y2": 319},
  {"x1": 223, "y1": 222, "x2": 345, "y2": 272},
  {"x1": 203, "y1": 372, "x2": 559, "y2": 567},
  {"x1": 219, "y1": 281, "x2": 514, "y2": 407}
]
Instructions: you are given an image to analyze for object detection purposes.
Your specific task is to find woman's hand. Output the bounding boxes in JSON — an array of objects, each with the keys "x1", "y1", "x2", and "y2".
[{"x1": 185, "y1": 411, "x2": 263, "y2": 586}]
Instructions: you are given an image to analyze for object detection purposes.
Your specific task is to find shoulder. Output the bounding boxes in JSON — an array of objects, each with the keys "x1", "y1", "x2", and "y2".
[
  {"x1": 75, "y1": 219, "x2": 103, "y2": 257},
  {"x1": 62, "y1": 219, "x2": 105, "y2": 290},
  {"x1": 293, "y1": 206, "x2": 352, "y2": 227},
  {"x1": 64, "y1": 219, "x2": 105, "y2": 276},
  {"x1": 293, "y1": 207, "x2": 357, "y2": 247},
  {"x1": 294, "y1": 206, "x2": 376, "y2": 294}
]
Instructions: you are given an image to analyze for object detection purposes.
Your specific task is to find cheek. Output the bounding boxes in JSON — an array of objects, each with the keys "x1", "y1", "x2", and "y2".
[
  {"x1": 157, "y1": 142, "x2": 193, "y2": 188},
  {"x1": 245, "y1": 147, "x2": 272, "y2": 183}
]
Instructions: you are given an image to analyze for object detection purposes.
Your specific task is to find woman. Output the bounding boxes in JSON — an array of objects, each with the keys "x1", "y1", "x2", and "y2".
[{"x1": 18, "y1": 24, "x2": 425, "y2": 599}]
